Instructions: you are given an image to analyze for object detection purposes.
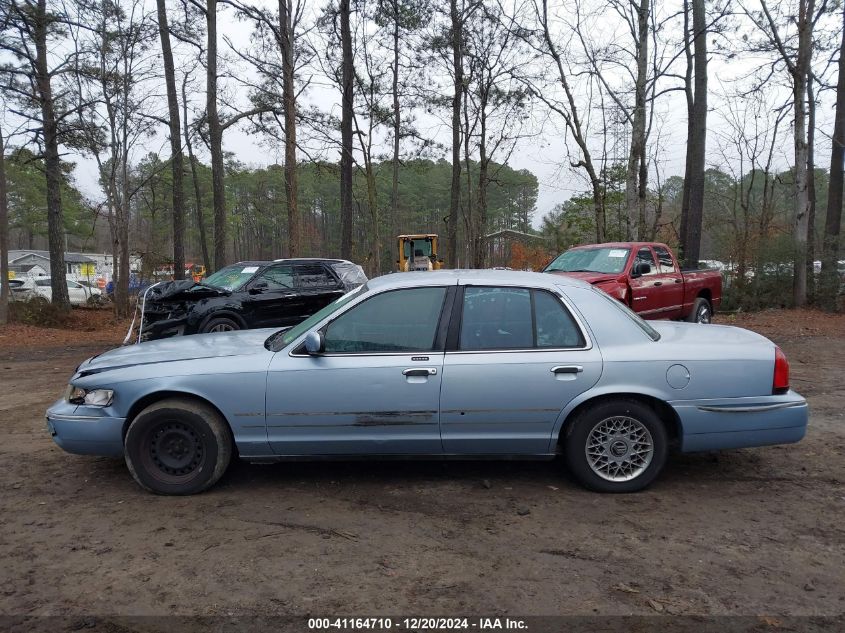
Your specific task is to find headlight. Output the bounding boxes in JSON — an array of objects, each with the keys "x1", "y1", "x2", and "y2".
[{"x1": 66, "y1": 386, "x2": 114, "y2": 406}]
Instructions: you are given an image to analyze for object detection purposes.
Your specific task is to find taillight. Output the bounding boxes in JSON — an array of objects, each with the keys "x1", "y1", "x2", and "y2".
[{"x1": 773, "y1": 346, "x2": 789, "y2": 394}]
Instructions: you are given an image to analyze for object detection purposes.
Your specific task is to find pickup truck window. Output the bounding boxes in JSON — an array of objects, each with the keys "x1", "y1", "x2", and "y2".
[
  {"x1": 652, "y1": 245, "x2": 676, "y2": 273},
  {"x1": 635, "y1": 248, "x2": 658, "y2": 275},
  {"x1": 546, "y1": 247, "x2": 631, "y2": 274}
]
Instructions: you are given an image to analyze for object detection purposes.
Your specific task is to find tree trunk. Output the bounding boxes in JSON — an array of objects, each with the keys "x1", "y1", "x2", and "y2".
[
  {"x1": 0, "y1": 127, "x2": 9, "y2": 325},
  {"x1": 791, "y1": 0, "x2": 814, "y2": 307},
  {"x1": 680, "y1": 0, "x2": 707, "y2": 267},
  {"x1": 391, "y1": 3, "x2": 401, "y2": 252},
  {"x1": 624, "y1": 0, "x2": 650, "y2": 241},
  {"x1": 279, "y1": 0, "x2": 300, "y2": 257},
  {"x1": 447, "y1": 0, "x2": 462, "y2": 267},
  {"x1": 339, "y1": 0, "x2": 354, "y2": 259},
  {"x1": 182, "y1": 78, "x2": 211, "y2": 270},
  {"x1": 805, "y1": 74, "x2": 816, "y2": 303},
  {"x1": 34, "y1": 0, "x2": 69, "y2": 309},
  {"x1": 156, "y1": 0, "x2": 185, "y2": 279},
  {"x1": 820, "y1": 4, "x2": 845, "y2": 310},
  {"x1": 207, "y1": 0, "x2": 226, "y2": 272}
]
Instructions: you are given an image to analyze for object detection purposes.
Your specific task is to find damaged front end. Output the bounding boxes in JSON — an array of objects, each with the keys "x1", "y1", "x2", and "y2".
[{"x1": 139, "y1": 280, "x2": 225, "y2": 342}]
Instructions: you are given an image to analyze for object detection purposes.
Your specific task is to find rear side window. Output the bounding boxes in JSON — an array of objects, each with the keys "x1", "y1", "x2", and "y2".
[
  {"x1": 323, "y1": 287, "x2": 447, "y2": 353},
  {"x1": 652, "y1": 246, "x2": 676, "y2": 273},
  {"x1": 459, "y1": 287, "x2": 585, "y2": 350},
  {"x1": 295, "y1": 264, "x2": 336, "y2": 289}
]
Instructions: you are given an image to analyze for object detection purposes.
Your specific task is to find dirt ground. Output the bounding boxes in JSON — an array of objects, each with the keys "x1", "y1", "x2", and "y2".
[{"x1": 0, "y1": 309, "x2": 843, "y2": 626}]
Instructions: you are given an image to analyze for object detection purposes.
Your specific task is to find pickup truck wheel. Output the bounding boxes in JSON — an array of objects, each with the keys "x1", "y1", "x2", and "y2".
[
  {"x1": 564, "y1": 399, "x2": 668, "y2": 493},
  {"x1": 200, "y1": 316, "x2": 241, "y2": 334},
  {"x1": 687, "y1": 298, "x2": 712, "y2": 324},
  {"x1": 124, "y1": 398, "x2": 232, "y2": 495}
]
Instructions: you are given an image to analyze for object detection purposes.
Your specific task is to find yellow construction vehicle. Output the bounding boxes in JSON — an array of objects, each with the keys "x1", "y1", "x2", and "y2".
[{"x1": 397, "y1": 234, "x2": 444, "y2": 271}]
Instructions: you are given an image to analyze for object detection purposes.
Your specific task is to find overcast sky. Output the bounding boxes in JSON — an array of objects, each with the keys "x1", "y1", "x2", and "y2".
[{"x1": 17, "y1": 0, "x2": 842, "y2": 231}]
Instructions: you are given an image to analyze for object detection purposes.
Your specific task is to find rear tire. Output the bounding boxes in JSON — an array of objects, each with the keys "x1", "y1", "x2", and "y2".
[
  {"x1": 686, "y1": 297, "x2": 712, "y2": 323},
  {"x1": 200, "y1": 315, "x2": 241, "y2": 334},
  {"x1": 564, "y1": 399, "x2": 668, "y2": 493},
  {"x1": 125, "y1": 398, "x2": 232, "y2": 495}
]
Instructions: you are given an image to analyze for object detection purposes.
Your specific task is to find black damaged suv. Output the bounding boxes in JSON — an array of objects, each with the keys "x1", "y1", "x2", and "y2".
[{"x1": 140, "y1": 258, "x2": 367, "y2": 341}]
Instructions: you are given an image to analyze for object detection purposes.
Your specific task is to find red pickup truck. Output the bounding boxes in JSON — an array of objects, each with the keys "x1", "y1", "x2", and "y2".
[{"x1": 544, "y1": 242, "x2": 722, "y2": 323}]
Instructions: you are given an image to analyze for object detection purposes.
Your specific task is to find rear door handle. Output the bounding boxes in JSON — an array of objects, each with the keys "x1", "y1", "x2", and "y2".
[
  {"x1": 403, "y1": 368, "x2": 437, "y2": 376},
  {"x1": 653, "y1": 281, "x2": 663, "y2": 287},
  {"x1": 551, "y1": 365, "x2": 583, "y2": 374},
  {"x1": 674, "y1": 278, "x2": 682, "y2": 283}
]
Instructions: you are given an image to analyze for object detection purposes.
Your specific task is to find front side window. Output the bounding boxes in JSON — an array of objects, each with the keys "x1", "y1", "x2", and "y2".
[
  {"x1": 652, "y1": 246, "x2": 676, "y2": 274},
  {"x1": 323, "y1": 287, "x2": 447, "y2": 353},
  {"x1": 634, "y1": 248, "x2": 658, "y2": 275},
  {"x1": 459, "y1": 287, "x2": 585, "y2": 351}
]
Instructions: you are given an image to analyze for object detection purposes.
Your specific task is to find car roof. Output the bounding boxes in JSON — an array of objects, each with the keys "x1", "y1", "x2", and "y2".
[
  {"x1": 270, "y1": 258, "x2": 353, "y2": 265},
  {"x1": 366, "y1": 269, "x2": 592, "y2": 291}
]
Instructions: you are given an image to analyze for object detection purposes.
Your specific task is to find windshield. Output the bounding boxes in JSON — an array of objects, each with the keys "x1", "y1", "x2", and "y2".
[
  {"x1": 265, "y1": 284, "x2": 367, "y2": 352},
  {"x1": 546, "y1": 247, "x2": 631, "y2": 274},
  {"x1": 202, "y1": 264, "x2": 262, "y2": 291}
]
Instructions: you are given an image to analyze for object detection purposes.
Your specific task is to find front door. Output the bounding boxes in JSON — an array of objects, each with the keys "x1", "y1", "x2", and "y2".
[
  {"x1": 243, "y1": 264, "x2": 303, "y2": 328},
  {"x1": 629, "y1": 247, "x2": 663, "y2": 316},
  {"x1": 440, "y1": 286, "x2": 602, "y2": 454},
  {"x1": 265, "y1": 286, "x2": 453, "y2": 455}
]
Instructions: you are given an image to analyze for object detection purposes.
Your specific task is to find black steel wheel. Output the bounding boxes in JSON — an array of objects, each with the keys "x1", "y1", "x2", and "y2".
[{"x1": 125, "y1": 398, "x2": 232, "y2": 495}]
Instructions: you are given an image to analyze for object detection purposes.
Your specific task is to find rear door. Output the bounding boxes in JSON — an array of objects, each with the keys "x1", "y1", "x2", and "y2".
[
  {"x1": 439, "y1": 285, "x2": 602, "y2": 455},
  {"x1": 294, "y1": 263, "x2": 345, "y2": 321}
]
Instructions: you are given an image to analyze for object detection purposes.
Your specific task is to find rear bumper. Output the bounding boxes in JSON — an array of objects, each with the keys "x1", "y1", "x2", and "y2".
[
  {"x1": 46, "y1": 400, "x2": 125, "y2": 458},
  {"x1": 670, "y1": 391, "x2": 808, "y2": 452}
]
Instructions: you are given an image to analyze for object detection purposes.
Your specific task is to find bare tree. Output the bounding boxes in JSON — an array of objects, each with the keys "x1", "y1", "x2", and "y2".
[
  {"x1": 446, "y1": 0, "x2": 465, "y2": 266},
  {"x1": 156, "y1": 0, "x2": 185, "y2": 278},
  {"x1": 744, "y1": 0, "x2": 815, "y2": 306},
  {"x1": 340, "y1": 0, "x2": 354, "y2": 259},
  {"x1": 0, "y1": 0, "x2": 73, "y2": 308},
  {"x1": 205, "y1": 0, "x2": 226, "y2": 271},
  {"x1": 0, "y1": 125, "x2": 9, "y2": 324},
  {"x1": 820, "y1": 3, "x2": 845, "y2": 310},
  {"x1": 679, "y1": 0, "x2": 707, "y2": 267}
]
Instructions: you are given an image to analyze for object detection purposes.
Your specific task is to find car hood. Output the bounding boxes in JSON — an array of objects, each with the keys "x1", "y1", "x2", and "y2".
[
  {"x1": 546, "y1": 270, "x2": 621, "y2": 285},
  {"x1": 76, "y1": 328, "x2": 279, "y2": 376}
]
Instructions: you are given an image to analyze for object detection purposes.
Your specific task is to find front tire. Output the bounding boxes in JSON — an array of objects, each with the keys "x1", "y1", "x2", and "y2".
[
  {"x1": 564, "y1": 399, "x2": 668, "y2": 493},
  {"x1": 125, "y1": 398, "x2": 232, "y2": 495}
]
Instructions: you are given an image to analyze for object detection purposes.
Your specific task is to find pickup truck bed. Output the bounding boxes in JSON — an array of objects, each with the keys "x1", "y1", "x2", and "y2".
[{"x1": 544, "y1": 241, "x2": 722, "y2": 322}]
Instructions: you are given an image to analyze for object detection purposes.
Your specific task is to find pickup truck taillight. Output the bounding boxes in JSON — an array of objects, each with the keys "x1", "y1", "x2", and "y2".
[{"x1": 773, "y1": 346, "x2": 790, "y2": 394}]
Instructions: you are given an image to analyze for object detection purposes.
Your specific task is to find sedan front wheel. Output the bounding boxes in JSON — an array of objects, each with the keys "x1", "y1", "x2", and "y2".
[
  {"x1": 564, "y1": 399, "x2": 668, "y2": 492},
  {"x1": 125, "y1": 398, "x2": 232, "y2": 495}
]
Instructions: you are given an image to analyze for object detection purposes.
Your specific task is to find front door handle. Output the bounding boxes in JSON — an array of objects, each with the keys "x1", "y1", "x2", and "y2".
[
  {"x1": 551, "y1": 365, "x2": 583, "y2": 374},
  {"x1": 653, "y1": 281, "x2": 663, "y2": 287},
  {"x1": 403, "y1": 368, "x2": 437, "y2": 376}
]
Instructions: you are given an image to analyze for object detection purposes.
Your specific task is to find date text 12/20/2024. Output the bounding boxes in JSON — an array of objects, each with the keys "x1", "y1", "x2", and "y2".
[{"x1": 308, "y1": 618, "x2": 528, "y2": 630}]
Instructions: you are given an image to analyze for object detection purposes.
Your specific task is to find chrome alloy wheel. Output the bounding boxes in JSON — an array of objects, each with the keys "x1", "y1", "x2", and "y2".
[
  {"x1": 697, "y1": 304, "x2": 711, "y2": 323},
  {"x1": 585, "y1": 416, "x2": 654, "y2": 482}
]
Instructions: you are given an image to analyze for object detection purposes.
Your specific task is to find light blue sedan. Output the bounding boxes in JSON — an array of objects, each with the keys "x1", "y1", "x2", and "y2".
[{"x1": 46, "y1": 270, "x2": 808, "y2": 494}]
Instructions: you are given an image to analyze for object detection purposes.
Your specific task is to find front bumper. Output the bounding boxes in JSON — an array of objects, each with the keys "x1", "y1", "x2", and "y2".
[
  {"x1": 671, "y1": 390, "x2": 808, "y2": 452},
  {"x1": 46, "y1": 399, "x2": 125, "y2": 457}
]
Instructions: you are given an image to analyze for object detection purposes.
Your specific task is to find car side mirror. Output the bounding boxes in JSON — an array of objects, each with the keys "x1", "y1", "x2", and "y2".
[
  {"x1": 632, "y1": 262, "x2": 651, "y2": 277},
  {"x1": 304, "y1": 331, "x2": 325, "y2": 355},
  {"x1": 249, "y1": 281, "x2": 269, "y2": 295}
]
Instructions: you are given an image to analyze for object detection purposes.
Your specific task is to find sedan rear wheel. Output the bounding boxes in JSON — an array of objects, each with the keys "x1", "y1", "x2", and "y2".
[
  {"x1": 564, "y1": 399, "x2": 668, "y2": 492},
  {"x1": 125, "y1": 398, "x2": 232, "y2": 495}
]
